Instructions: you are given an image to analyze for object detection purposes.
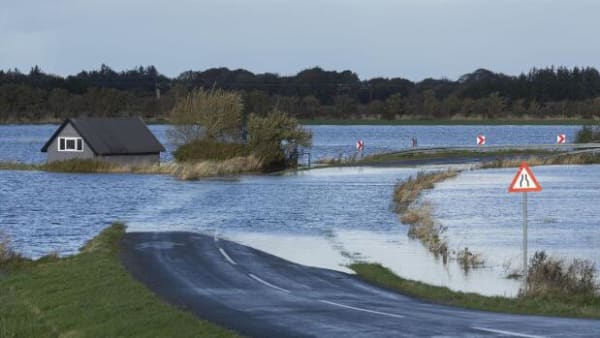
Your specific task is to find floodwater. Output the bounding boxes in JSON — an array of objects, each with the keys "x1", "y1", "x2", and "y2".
[
  {"x1": 0, "y1": 124, "x2": 582, "y2": 164},
  {"x1": 0, "y1": 124, "x2": 597, "y2": 297},
  {"x1": 428, "y1": 165, "x2": 600, "y2": 283}
]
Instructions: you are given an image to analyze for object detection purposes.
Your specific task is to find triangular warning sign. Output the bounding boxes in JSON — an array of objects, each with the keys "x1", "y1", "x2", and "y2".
[{"x1": 508, "y1": 162, "x2": 542, "y2": 193}]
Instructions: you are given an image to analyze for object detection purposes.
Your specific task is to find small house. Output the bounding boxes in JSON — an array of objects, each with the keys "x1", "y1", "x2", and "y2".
[{"x1": 41, "y1": 117, "x2": 165, "y2": 165}]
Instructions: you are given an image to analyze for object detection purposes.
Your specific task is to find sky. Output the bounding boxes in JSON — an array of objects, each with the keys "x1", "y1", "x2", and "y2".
[{"x1": 1, "y1": 0, "x2": 600, "y2": 81}]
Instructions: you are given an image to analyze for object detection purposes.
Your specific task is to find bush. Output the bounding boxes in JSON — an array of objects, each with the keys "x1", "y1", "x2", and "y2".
[
  {"x1": 525, "y1": 251, "x2": 599, "y2": 298},
  {"x1": 173, "y1": 139, "x2": 250, "y2": 162},
  {"x1": 247, "y1": 110, "x2": 312, "y2": 172}
]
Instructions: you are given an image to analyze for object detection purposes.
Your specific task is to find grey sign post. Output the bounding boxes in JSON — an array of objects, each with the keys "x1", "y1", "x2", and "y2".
[{"x1": 508, "y1": 162, "x2": 542, "y2": 295}]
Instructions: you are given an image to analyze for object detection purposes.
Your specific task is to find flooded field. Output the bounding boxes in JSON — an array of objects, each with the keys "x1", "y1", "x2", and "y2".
[{"x1": 0, "y1": 125, "x2": 598, "y2": 296}]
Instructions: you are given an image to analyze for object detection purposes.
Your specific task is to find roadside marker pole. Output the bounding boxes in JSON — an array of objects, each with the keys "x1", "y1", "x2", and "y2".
[
  {"x1": 508, "y1": 162, "x2": 541, "y2": 295},
  {"x1": 522, "y1": 192, "x2": 528, "y2": 294}
]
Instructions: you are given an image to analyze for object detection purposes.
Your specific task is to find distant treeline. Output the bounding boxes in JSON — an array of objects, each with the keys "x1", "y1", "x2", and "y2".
[{"x1": 2, "y1": 64, "x2": 600, "y2": 122}]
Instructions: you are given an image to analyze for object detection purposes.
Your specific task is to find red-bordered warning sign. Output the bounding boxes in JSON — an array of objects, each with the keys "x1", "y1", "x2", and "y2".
[{"x1": 508, "y1": 162, "x2": 542, "y2": 193}]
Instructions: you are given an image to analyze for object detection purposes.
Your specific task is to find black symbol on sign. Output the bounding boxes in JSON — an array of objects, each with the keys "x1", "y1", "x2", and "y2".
[{"x1": 519, "y1": 173, "x2": 530, "y2": 187}]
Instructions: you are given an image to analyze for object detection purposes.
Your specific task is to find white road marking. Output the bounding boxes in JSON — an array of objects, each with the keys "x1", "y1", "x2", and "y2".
[
  {"x1": 472, "y1": 326, "x2": 546, "y2": 338},
  {"x1": 319, "y1": 300, "x2": 405, "y2": 319},
  {"x1": 248, "y1": 273, "x2": 290, "y2": 293},
  {"x1": 218, "y1": 248, "x2": 237, "y2": 265},
  {"x1": 214, "y1": 232, "x2": 219, "y2": 243}
]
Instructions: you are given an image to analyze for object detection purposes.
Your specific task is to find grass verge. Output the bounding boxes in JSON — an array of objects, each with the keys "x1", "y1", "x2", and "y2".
[
  {"x1": 0, "y1": 223, "x2": 238, "y2": 338},
  {"x1": 350, "y1": 262, "x2": 600, "y2": 319}
]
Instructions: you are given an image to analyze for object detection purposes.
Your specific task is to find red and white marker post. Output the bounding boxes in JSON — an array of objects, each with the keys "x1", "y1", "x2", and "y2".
[
  {"x1": 556, "y1": 134, "x2": 566, "y2": 144},
  {"x1": 356, "y1": 139, "x2": 364, "y2": 152},
  {"x1": 356, "y1": 139, "x2": 364, "y2": 159},
  {"x1": 508, "y1": 162, "x2": 542, "y2": 294},
  {"x1": 476, "y1": 135, "x2": 486, "y2": 146}
]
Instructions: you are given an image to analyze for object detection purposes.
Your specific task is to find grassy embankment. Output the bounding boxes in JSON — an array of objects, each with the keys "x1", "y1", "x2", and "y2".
[
  {"x1": 0, "y1": 157, "x2": 262, "y2": 180},
  {"x1": 0, "y1": 224, "x2": 238, "y2": 338},
  {"x1": 392, "y1": 170, "x2": 483, "y2": 269},
  {"x1": 351, "y1": 262, "x2": 600, "y2": 319}
]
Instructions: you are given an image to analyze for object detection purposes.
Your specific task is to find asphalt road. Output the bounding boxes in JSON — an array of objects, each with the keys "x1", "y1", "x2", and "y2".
[{"x1": 121, "y1": 232, "x2": 600, "y2": 337}]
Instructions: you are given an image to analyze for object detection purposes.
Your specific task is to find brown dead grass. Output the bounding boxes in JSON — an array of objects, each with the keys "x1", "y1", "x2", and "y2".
[
  {"x1": 524, "y1": 251, "x2": 599, "y2": 298},
  {"x1": 393, "y1": 170, "x2": 485, "y2": 270},
  {"x1": 401, "y1": 203, "x2": 449, "y2": 259}
]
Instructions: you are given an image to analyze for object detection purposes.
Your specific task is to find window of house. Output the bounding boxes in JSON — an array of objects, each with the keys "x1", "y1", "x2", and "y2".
[{"x1": 58, "y1": 137, "x2": 84, "y2": 152}]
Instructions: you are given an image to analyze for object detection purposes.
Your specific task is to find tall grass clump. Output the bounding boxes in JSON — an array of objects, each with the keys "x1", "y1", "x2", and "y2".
[{"x1": 524, "y1": 251, "x2": 599, "y2": 299}]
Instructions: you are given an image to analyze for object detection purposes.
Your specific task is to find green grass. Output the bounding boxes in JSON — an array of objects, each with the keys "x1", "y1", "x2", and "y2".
[
  {"x1": 351, "y1": 263, "x2": 600, "y2": 318},
  {"x1": 300, "y1": 118, "x2": 599, "y2": 125},
  {"x1": 0, "y1": 223, "x2": 239, "y2": 338}
]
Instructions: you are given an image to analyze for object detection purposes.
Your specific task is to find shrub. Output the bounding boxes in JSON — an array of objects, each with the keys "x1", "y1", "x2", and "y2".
[
  {"x1": 524, "y1": 251, "x2": 599, "y2": 298},
  {"x1": 173, "y1": 139, "x2": 250, "y2": 162}
]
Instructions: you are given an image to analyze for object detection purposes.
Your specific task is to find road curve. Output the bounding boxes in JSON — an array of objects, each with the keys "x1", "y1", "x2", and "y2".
[{"x1": 121, "y1": 232, "x2": 600, "y2": 337}]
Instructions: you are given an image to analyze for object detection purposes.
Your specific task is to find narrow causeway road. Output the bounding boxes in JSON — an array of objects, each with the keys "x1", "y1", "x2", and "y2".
[{"x1": 121, "y1": 232, "x2": 600, "y2": 337}]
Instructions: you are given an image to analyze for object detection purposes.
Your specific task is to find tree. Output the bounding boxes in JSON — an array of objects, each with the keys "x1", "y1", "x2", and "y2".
[{"x1": 168, "y1": 88, "x2": 243, "y2": 145}]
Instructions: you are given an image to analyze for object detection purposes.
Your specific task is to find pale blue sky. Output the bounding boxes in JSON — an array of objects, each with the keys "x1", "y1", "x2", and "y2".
[{"x1": 1, "y1": 0, "x2": 599, "y2": 80}]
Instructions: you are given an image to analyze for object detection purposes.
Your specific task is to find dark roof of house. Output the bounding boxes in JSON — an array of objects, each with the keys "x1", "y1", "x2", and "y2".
[{"x1": 41, "y1": 117, "x2": 165, "y2": 155}]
